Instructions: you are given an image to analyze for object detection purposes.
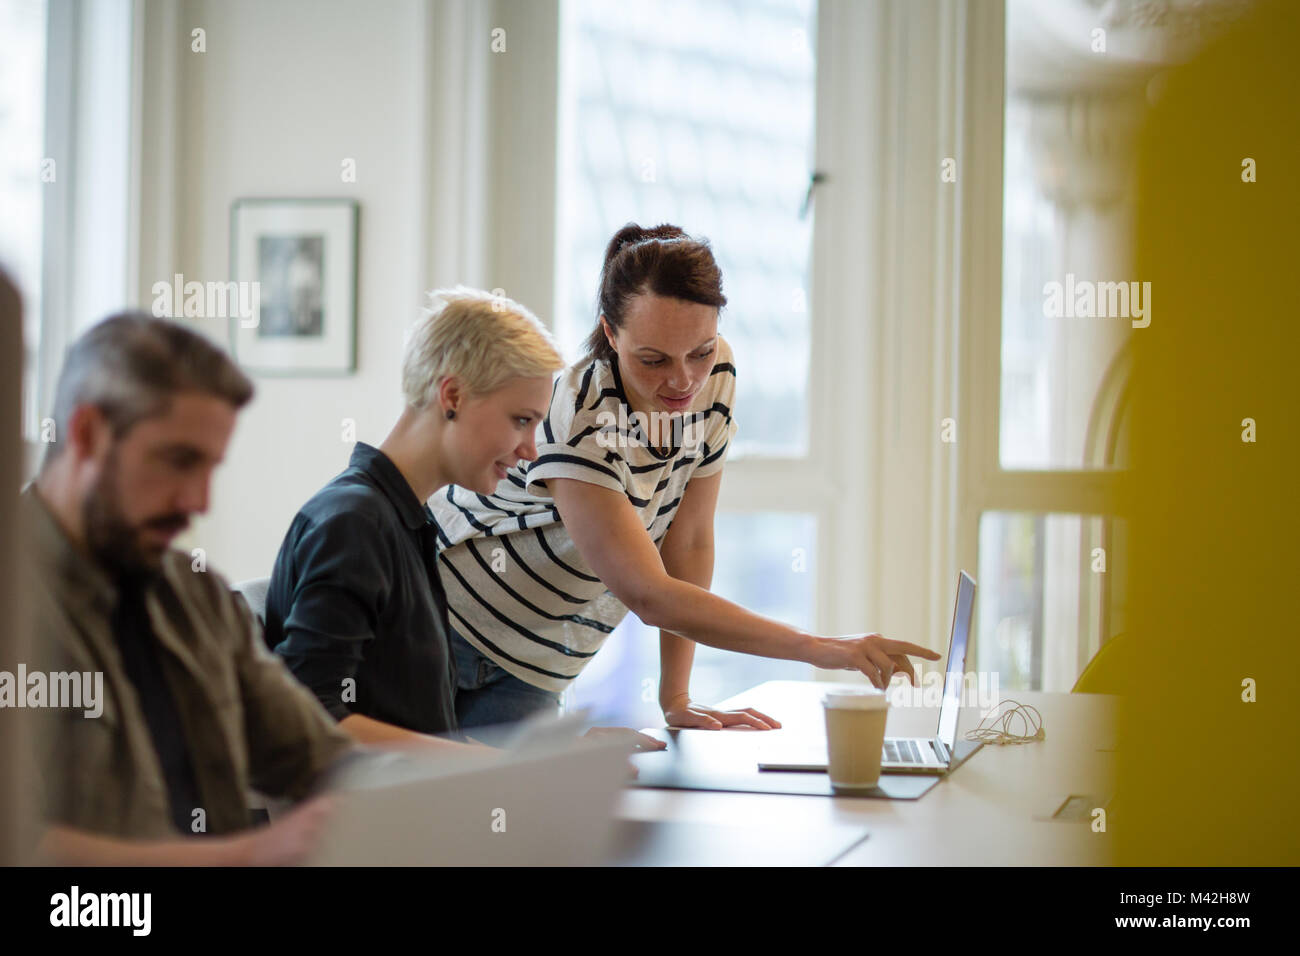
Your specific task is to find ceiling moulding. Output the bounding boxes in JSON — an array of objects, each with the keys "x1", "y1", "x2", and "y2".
[{"x1": 1007, "y1": 0, "x2": 1255, "y2": 96}]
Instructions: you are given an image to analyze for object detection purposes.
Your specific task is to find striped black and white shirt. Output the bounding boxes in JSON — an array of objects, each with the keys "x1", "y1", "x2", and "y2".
[{"x1": 428, "y1": 336, "x2": 739, "y2": 692}]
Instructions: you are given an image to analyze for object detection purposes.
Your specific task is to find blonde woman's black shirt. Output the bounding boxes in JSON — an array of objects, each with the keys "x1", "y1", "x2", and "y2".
[{"x1": 265, "y1": 442, "x2": 459, "y2": 735}]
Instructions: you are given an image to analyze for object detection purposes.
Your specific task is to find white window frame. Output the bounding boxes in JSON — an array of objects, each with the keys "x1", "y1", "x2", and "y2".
[{"x1": 959, "y1": 1, "x2": 1125, "y2": 682}]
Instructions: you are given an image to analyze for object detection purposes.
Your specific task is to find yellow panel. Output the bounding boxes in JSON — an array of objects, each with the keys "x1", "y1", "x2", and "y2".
[{"x1": 1120, "y1": 0, "x2": 1300, "y2": 865}]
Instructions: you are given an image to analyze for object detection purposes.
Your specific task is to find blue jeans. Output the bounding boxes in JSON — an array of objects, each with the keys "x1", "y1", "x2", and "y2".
[{"x1": 449, "y1": 629, "x2": 562, "y2": 730}]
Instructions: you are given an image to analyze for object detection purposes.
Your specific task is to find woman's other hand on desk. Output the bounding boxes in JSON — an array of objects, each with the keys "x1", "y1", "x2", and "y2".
[
  {"x1": 812, "y1": 634, "x2": 942, "y2": 689},
  {"x1": 662, "y1": 694, "x2": 782, "y2": 731},
  {"x1": 581, "y1": 726, "x2": 666, "y2": 779},
  {"x1": 583, "y1": 726, "x2": 667, "y2": 752}
]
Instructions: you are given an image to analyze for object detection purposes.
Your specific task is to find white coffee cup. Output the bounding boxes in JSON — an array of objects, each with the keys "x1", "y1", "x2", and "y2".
[{"x1": 823, "y1": 689, "x2": 890, "y2": 790}]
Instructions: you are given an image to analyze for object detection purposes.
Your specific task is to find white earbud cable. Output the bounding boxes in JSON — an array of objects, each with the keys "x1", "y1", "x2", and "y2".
[{"x1": 963, "y1": 699, "x2": 1045, "y2": 745}]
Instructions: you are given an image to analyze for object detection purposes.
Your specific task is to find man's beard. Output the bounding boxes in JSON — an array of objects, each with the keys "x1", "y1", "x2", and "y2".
[{"x1": 82, "y1": 446, "x2": 185, "y2": 582}]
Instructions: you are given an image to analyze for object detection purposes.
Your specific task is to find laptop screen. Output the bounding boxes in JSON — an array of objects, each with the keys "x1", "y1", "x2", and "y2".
[{"x1": 937, "y1": 572, "x2": 976, "y2": 751}]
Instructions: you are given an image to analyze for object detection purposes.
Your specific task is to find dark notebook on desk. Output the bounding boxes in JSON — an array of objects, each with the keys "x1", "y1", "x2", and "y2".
[{"x1": 630, "y1": 726, "x2": 940, "y2": 800}]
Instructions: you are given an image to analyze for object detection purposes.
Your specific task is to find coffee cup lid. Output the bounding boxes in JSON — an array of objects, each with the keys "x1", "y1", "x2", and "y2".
[{"x1": 822, "y1": 689, "x2": 889, "y2": 710}]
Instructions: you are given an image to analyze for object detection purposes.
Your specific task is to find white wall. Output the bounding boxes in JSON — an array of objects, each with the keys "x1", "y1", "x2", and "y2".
[{"x1": 157, "y1": 0, "x2": 426, "y2": 582}]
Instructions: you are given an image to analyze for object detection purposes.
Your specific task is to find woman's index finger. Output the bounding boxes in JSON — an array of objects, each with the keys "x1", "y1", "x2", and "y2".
[{"x1": 885, "y1": 640, "x2": 942, "y2": 659}]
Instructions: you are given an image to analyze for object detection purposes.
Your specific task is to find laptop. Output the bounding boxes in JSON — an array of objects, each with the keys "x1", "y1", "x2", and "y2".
[
  {"x1": 309, "y1": 714, "x2": 632, "y2": 866},
  {"x1": 758, "y1": 571, "x2": 982, "y2": 777}
]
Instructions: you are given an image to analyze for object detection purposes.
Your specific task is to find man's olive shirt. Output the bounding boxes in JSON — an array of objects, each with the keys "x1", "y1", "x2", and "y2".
[{"x1": 19, "y1": 485, "x2": 353, "y2": 839}]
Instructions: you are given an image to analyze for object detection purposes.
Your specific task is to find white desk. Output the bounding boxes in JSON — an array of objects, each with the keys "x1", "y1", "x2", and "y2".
[{"x1": 618, "y1": 680, "x2": 1117, "y2": 866}]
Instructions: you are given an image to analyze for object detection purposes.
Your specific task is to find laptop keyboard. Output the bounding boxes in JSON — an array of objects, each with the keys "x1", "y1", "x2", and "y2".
[{"x1": 883, "y1": 739, "x2": 924, "y2": 764}]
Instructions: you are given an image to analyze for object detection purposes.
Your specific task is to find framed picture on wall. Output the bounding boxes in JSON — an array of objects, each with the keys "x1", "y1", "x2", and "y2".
[{"x1": 229, "y1": 198, "x2": 358, "y2": 375}]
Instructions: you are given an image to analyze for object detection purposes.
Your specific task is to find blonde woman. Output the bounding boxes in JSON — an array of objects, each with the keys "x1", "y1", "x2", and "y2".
[
  {"x1": 432, "y1": 224, "x2": 939, "y2": 730},
  {"x1": 266, "y1": 287, "x2": 569, "y2": 750}
]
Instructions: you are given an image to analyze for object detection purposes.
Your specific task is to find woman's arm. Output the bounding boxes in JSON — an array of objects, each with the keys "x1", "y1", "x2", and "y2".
[
  {"x1": 338, "y1": 713, "x2": 483, "y2": 752},
  {"x1": 656, "y1": 472, "x2": 780, "y2": 729},
  {"x1": 548, "y1": 477, "x2": 940, "y2": 688},
  {"x1": 37, "y1": 797, "x2": 334, "y2": 866},
  {"x1": 655, "y1": 474, "x2": 717, "y2": 712}
]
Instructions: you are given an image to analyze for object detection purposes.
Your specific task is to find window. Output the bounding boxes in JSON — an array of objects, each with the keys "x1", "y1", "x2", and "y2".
[
  {"x1": 999, "y1": 90, "x2": 1137, "y2": 472},
  {"x1": 554, "y1": 0, "x2": 817, "y2": 457},
  {"x1": 978, "y1": 511, "x2": 1127, "y2": 692},
  {"x1": 967, "y1": 0, "x2": 1174, "y2": 691}
]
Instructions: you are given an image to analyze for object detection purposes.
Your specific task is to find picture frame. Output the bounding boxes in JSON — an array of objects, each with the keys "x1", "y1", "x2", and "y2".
[{"x1": 229, "y1": 198, "x2": 358, "y2": 375}]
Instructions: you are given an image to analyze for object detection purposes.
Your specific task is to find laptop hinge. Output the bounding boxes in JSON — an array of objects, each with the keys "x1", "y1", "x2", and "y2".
[{"x1": 932, "y1": 738, "x2": 950, "y2": 765}]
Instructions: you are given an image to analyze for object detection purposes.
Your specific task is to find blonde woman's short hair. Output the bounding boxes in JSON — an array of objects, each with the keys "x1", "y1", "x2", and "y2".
[{"x1": 402, "y1": 286, "x2": 564, "y2": 409}]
